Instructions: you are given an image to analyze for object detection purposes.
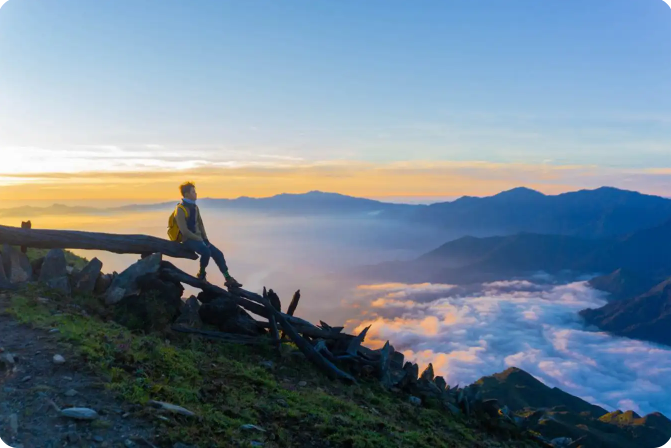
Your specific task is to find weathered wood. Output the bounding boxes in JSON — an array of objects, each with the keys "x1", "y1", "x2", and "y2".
[
  {"x1": 20, "y1": 221, "x2": 31, "y2": 253},
  {"x1": 0, "y1": 225, "x2": 197, "y2": 260},
  {"x1": 160, "y1": 263, "x2": 319, "y2": 331},
  {"x1": 287, "y1": 290, "x2": 301, "y2": 316},
  {"x1": 248, "y1": 286, "x2": 356, "y2": 384},
  {"x1": 171, "y1": 325, "x2": 271, "y2": 345},
  {"x1": 256, "y1": 321, "x2": 352, "y2": 340},
  {"x1": 264, "y1": 288, "x2": 281, "y2": 353},
  {"x1": 346, "y1": 325, "x2": 370, "y2": 357}
]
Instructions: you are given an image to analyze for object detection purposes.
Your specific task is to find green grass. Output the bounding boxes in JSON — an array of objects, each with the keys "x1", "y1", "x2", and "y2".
[
  {"x1": 25, "y1": 247, "x2": 90, "y2": 269},
  {"x1": 5, "y1": 249, "x2": 541, "y2": 447}
]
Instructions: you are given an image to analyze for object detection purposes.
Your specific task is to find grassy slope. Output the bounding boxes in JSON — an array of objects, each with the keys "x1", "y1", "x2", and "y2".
[{"x1": 6, "y1": 253, "x2": 541, "y2": 448}]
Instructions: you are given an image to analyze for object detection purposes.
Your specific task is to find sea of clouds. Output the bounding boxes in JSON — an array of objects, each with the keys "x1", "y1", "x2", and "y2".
[{"x1": 344, "y1": 280, "x2": 671, "y2": 417}]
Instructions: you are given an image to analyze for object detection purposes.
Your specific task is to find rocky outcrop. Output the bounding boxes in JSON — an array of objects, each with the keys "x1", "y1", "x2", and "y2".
[
  {"x1": 38, "y1": 249, "x2": 70, "y2": 295},
  {"x1": 112, "y1": 273, "x2": 184, "y2": 332},
  {"x1": 105, "y1": 253, "x2": 162, "y2": 305},
  {"x1": 1, "y1": 244, "x2": 33, "y2": 283},
  {"x1": 174, "y1": 296, "x2": 202, "y2": 329},
  {"x1": 199, "y1": 298, "x2": 264, "y2": 336},
  {"x1": 73, "y1": 257, "x2": 103, "y2": 295}
]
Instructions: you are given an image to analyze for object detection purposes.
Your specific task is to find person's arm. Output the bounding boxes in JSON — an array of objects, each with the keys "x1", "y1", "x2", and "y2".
[
  {"x1": 176, "y1": 207, "x2": 203, "y2": 242},
  {"x1": 197, "y1": 209, "x2": 209, "y2": 243}
]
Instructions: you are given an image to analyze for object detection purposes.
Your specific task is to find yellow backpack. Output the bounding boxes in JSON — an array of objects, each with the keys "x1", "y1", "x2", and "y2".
[{"x1": 167, "y1": 203, "x2": 189, "y2": 242}]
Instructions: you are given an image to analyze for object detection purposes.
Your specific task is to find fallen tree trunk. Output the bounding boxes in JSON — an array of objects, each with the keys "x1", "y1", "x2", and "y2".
[
  {"x1": 256, "y1": 322, "x2": 352, "y2": 340},
  {"x1": 160, "y1": 263, "x2": 320, "y2": 330},
  {"x1": 0, "y1": 225, "x2": 197, "y2": 260},
  {"x1": 171, "y1": 325, "x2": 271, "y2": 345}
]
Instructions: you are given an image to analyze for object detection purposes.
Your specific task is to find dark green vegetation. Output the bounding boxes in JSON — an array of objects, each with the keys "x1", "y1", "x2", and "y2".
[
  {"x1": 4, "y1": 285, "x2": 541, "y2": 447},
  {"x1": 477, "y1": 368, "x2": 671, "y2": 448}
]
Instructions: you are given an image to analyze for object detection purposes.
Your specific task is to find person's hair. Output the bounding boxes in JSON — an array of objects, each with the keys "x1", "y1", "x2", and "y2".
[{"x1": 179, "y1": 181, "x2": 196, "y2": 197}]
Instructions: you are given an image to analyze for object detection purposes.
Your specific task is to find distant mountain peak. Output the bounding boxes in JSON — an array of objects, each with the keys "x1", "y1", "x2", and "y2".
[{"x1": 493, "y1": 187, "x2": 545, "y2": 198}]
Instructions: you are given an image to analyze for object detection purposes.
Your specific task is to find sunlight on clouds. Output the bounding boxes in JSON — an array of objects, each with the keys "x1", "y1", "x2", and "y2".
[{"x1": 346, "y1": 281, "x2": 671, "y2": 417}]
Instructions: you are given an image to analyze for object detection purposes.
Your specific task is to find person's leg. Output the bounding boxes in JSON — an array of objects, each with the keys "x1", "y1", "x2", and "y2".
[
  {"x1": 206, "y1": 242, "x2": 242, "y2": 287},
  {"x1": 205, "y1": 242, "x2": 229, "y2": 277},
  {"x1": 182, "y1": 239, "x2": 211, "y2": 277}
]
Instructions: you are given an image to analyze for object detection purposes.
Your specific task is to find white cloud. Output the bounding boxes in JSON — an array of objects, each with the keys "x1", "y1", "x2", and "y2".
[{"x1": 347, "y1": 281, "x2": 671, "y2": 417}]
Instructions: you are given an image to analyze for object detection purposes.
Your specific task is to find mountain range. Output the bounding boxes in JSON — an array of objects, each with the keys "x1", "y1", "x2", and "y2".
[
  {"x1": 477, "y1": 367, "x2": 671, "y2": 448},
  {"x1": 4, "y1": 186, "x2": 671, "y2": 238}
]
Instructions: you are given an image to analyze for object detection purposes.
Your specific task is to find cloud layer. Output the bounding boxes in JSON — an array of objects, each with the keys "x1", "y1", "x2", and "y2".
[{"x1": 345, "y1": 281, "x2": 671, "y2": 417}]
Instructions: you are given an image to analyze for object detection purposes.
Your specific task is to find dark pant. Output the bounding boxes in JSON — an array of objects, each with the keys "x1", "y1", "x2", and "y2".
[{"x1": 182, "y1": 239, "x2": 228, "y2": 276}]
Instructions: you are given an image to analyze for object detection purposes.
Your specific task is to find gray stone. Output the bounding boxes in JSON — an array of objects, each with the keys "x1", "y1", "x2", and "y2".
[
  {"x1": 53, "y1": 354, "x2": 66, "y2": 364},
  {"x1": 240, "y1": 424, "x2": 266, "y2": 432},
  {"x1": 409, "y1": 396, "x2": 422, "y2": 406},
  {"x1": 39, "y1": 249, "x2": 67, "y2": 282},
  {"x1": 0, "y1": 352, "x2": 16, "y2": 372},
  {"x1": 174, "y1": 296, "x2": 202, "y2": 329},
  {"x1": 60, "y1": 407, "x2": 99, "y2": 420},
  {"x1": 420, "y1": 363, "x2": 434, "y2": 382},
  {"x1": 124, "y1": 440, "x2": 136, "y2": 448},
  {"x1": 199, "y1": 297, "x2": 262, "y2": 336},
  {"x1": 9, "y1": 413, "x2": 18, "y2": 436},
  {"x1": 2, "y1": 244, "x2": 33, "y2": 283},
  {"x1": 148, "y1": 400, "x2": 196, "y2": 417},
  {"x1": 258, "y1": 360, "x2": 274, "y2": 371},
  {"x1": 434, "y1": 375, "x2": 447, "y2": 391},
  {"x1": 94, "y1": 273, "x2": 113, "y2": 295},
  {"x1": 93, "y1": 435, "x2": 104, "y2": 443},
  {"x1": 105, "y1": 253, "x2": 162, "y2": 305},
  {"x1": 64, "y1": 389, "x2": 78, "y2": 397},
  {"x1": 390, "y1": 351, "x2": 404, "y2": 370},
  {"x1": 297, "y1": 381, "x2": 307, "y2": 387},
  {"x1": 74, "y1": 258, "x2": 103, "y2": 295},
  {"x1": 402, "y1": 362, "x2": 419, "y2": 385}
]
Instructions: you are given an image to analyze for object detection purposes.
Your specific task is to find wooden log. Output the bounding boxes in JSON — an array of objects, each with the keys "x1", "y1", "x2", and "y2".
[
  {"x1": 287, "y1": 290, "x2": 300, "y2": 316},
  {"x1": 20, "y1": 221, "x2": 31, "y2": 254},
  {"x1": 171, "y1": 326, "x2": 272, "y2": 345},
  {"x1": 0, "y1": 225, "x2": 197, "y2": 260},
  {"x1": 256, "y1": 322, "x2": 352, "y2": 340},
  {"x1": 250, "y1": 287, "x2": 356, "y2": 384},
  {"x1": 264, "y1": 288, "x2": 281, "y2": 353},
  {"x1": 160, "y1": 263, "x2": 319, "y2": 330},
  {"x1": 346, "y1": 325, "x2": 370, "y2": 357}
]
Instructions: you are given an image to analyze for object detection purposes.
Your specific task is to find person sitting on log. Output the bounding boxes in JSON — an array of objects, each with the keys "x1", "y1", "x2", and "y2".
[{"x1": 168, "y1": 181, "x2": 243, "y2": 288}]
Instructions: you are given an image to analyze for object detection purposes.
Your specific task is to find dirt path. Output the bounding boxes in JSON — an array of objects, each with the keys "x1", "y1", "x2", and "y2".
[{"x1": 0, "y1": 298, "x2": 158, "y2": 448}]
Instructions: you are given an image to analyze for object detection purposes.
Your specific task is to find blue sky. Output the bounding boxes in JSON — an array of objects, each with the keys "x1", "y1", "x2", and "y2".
[{"x1": 0, "y1": 0, "x2": 670, "y2": 202}]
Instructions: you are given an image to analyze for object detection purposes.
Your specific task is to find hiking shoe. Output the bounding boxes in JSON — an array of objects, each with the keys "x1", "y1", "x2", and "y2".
[
  {"x1": 225, "y1": 277, "x2": 243, "y2": 288},
  {"x1": 196, "y1": 271, "x2": 207, "y2": 281}
]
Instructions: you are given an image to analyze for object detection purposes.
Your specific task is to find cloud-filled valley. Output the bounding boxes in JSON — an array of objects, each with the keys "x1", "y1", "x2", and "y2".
[{"x1": 345, "y1": 280, "x2": 671, "y2": 417}]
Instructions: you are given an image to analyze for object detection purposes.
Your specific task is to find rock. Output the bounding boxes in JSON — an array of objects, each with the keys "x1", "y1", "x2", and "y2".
[
  {"x1": 409, "y1": 396, "x2": 422, "y2": 406},
  {"x1": 199, "y1": 297, "x2": 263, "y2": 336},
  {"x1": 383, "y1": 368, "x2": 407, "y2": 389},
  {"x1": 550, "y1": 438, "x2": 573, "y2": 448},
  {"x1": 39, "y1": 249, "x2": 71, "y2": 294},
  {"x1": 94, "y1": 273, "x2": 113, "y2": 295},
  {"x1": 0, "y1": 352, "x2": 16, "y2": 372},
  {"x1": 174, "y1": 296, "x2": 202, "y2": 329},
  {"x1": 297, "y1": 381, "x2": 307, "y2": 387},
  {"x1": 124, "y1": 440, "x2": 136, "y2": 448},
  {"x1": 240, "y1": 424, "x2": 266, "y2": 432},
  {"x1": 105, "y1": 253, "x2": 162, "y2": 305},
  {"x1": 9, "y1": 413, "x2": 18, "y2": 436},
  {"x1": 113, "y1": 274, "x2": 183, "y2": 332},
  {"x1": 20, "y1": 375, "x2": 31, "y2": 382},
  {"x1": 434, "y1": 376, "x2": 446, "y2": 391},
  {"x1": 73, "y1": 258, "x2": 103, "y2": 295},
  {"x1": 402, "y1": 362, "x2": 419, "y2": 386},
  {"x1": 390, "y1": 351, "x2": 404, "y2": 370},
  {"x1": 420, "y1": 363, "x2": 434, "y2": 382},
  {"x1": 30, "y1": 256, "x2": 45, "y2": 277},
  {"x1": 64, "y1": 389, "x2": 78, "y2": 397},
  {"x1": 61, "y1": 407, "x2": 99, "y2": 420},
  {"x1": 482, "y1": 399, "x2": 499, "y2": 419},
  {"x1": 259, "y1": 360, "x2": 274, "y2": 371},
  {"x1": 93, "y1": 435, "x2": 104, "y2": 443},
  {"x1": 148, "y1": 400, "x2": 196, "y2": 417},
  {"x1": 52, "y1": 354, "x2": 66, "y2": 364},
  {"x1": 2, "y1": 244, "x2": 33, "y2": 283},
  {"x1": 276, "y1": 398, "x2": 288, "y2": 408}
]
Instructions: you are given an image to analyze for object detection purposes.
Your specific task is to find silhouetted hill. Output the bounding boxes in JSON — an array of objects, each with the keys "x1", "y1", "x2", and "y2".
[
  {"x1": 360, "y1": 218, "x2": 671, "y2": 285},
  {"x1": 580, "y1": 277, "x2": 671, "y2": 346},
  {"x1": 398, "y1": 186, "x2": 671, "y2": 238},
  {"x1": 477, "y1": 367, "x2": 671, "y2": 448},
  {"x1": 476, "y1": 367, "x2": 607, "y2": 418},
  {"x1": 588, "y1": 268, "x2": 658, "y2": 302}
]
